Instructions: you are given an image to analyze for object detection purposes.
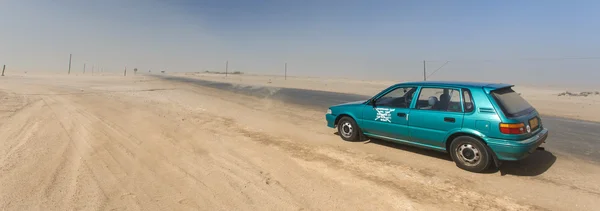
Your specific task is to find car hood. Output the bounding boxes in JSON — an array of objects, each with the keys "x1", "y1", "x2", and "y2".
[{"x1": 334, "y1": 100, "x2": 368, "y2": 107}]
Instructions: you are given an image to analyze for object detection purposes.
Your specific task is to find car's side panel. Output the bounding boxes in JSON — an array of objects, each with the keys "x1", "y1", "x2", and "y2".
[
  {"x1": 408, "y1": 110, "x2": 465, "y2": 148},
  {"x1": 361, "y1": 106, "x2": 411, "y2": 141}
]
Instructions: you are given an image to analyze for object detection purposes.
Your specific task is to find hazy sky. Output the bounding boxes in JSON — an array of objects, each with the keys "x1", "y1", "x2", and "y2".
[{"x1": 1, "y1": 0, "x2": 600, "y2": 85}]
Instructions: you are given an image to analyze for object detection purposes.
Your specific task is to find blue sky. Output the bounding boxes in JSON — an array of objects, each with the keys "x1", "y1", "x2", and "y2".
[{"x1": 1, "y1": 0, "x2": 599, "y2": 85}]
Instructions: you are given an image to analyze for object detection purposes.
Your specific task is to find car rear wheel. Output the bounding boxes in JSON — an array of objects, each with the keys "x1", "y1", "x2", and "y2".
[
  {"x1": 449, "y1": 136, "x2": 491, "y2": 173},
  {"x1": 337, "y1": 117, "x2": 361, "y2": 142}
]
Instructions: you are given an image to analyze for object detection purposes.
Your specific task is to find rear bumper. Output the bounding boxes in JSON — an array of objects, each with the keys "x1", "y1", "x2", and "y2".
[
  {"x1": 326, "y1": 114, "x2": 336, "y2": 128},
  {"x1": 486, "y1": 128, "x2": 549, "y2": 161}
]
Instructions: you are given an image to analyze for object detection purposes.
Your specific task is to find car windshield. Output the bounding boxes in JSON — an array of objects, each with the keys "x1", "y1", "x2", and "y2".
[{"x1": 490, "y1": 87, "x2": 533, "y2": 117}]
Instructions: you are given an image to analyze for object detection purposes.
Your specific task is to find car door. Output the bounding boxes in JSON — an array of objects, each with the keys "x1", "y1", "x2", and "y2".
[
  {"x1": 408, "y1": 86, "x2": 464, "y2": 149},
  {"x1": 361, "y1": 86, "x2": 418, "y2": 141}
]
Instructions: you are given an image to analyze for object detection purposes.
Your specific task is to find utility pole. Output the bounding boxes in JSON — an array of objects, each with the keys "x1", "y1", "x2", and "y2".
[
  {"x1": 83, "y1": 63, "x2": 86, "y2": 74},
  {"x1": 124, "y1": 67, "x2": 127, "y2": 76},
  {"x1": 284, "y1": 62, "x2": 287, "y2": 80},
  {"x1": 225, "y1": 60, "x2": 228, "y2": 77},
  {"x1": 68, "y1": 54, "x2": 72, "y2": 75},
  {"x1": 423, "y1": 60, "x2": 426, "y2": 81},
  {"x1": 1, "y1": 65, "x2": 5, "y2": 76}
]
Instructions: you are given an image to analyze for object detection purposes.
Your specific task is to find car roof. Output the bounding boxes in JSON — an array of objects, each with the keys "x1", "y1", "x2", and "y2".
[{"x1": 395, "y1": 81, "x2": 513, "y2": 89}]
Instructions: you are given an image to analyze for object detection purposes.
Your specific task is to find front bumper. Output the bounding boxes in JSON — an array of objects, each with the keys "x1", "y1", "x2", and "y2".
[
  {"x1": 326, "y1": 114, "x2": 336, "y2": 128},
  {"x1": 486, "y1": 128, "x2": 549, "y2": 161}
]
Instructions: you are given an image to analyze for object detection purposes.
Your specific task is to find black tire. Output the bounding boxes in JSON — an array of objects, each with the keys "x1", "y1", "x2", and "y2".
[
  {"x1": 337, "y1": 117, "x2": 361, "y2": 142},
  {"x1": 449, "y1": 136, "x2": 491, "y2": 173}
]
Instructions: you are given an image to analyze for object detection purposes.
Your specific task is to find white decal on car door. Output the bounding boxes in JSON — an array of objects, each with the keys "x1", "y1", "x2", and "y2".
[{"x1": 375, "y1": 108, "x2": 395, "y2": 122}]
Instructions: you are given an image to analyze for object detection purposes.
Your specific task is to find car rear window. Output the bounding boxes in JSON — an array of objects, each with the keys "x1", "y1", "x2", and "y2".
[{"x1": 490, "y1": 87, "x2": 533, "y2": 117}]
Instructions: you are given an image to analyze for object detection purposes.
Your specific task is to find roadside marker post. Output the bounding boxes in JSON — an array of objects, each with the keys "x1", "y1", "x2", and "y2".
[
  {"x1": 225, "y1": 60, "x2": 228, "y2": 77},
  {"x1": 285, "y1": 62, "x2": 287, "y2": 80},
  {"x1": 68, "y1": 54, "x2": 72, "y2": 75},
  {"x1": 423, "y1": 60, "x2": 426, "y2": 81}
]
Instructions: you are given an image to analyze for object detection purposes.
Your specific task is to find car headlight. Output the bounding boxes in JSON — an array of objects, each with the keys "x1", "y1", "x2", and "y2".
[{"x1": 327, "y1": 109, "x2": 332, "y2": 114}]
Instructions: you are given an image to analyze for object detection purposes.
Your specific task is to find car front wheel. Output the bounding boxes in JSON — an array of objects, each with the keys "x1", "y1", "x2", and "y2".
[
  {"x1": 337, "y1": 117, "x2": 361, "y2": 142},
  {"x1": 449, "y1": 136, "x2": 492, "y2": 173}
]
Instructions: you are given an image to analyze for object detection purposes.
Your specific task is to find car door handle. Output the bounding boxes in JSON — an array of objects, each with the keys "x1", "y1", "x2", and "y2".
[
  {"x1": 444, "y1": 117, "x2": 456, "y2": 123},
  {"x1": 397, "y1": 113, "x2": 406, "y2": 117}
]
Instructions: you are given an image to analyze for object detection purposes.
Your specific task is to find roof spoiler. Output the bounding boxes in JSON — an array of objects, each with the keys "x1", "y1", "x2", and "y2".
[{"x1": 483, "y1": 83, "x2": 514, "y2": 94}]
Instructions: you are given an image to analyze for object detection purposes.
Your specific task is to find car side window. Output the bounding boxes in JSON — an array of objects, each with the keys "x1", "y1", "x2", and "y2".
[
  {"x1": 374, "y1": 87, "x2": 417, "y2": 108},
  {"x1": 416, "y1": 87, "x2": 463, "y2": 112},
  {"x1": 462, "y1": 89, "x2": 474, "y2": 112}
]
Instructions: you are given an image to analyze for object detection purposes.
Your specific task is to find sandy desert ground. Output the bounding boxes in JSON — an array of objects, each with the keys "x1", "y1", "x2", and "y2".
[
  {"x1": 179, "y1": 73, "x2": 600, "y2": 122},
  {"x1": 1, "y1": 74, "x2": 600, "y2": 211}
]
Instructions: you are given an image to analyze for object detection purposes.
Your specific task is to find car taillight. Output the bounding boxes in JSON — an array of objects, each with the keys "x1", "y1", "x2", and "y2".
[{"x1": 499, "y1": 123, "x2": 526, "y2": 134}]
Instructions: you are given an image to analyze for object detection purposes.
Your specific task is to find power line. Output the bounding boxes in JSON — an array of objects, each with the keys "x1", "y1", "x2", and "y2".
[
  {"x1": 423, "y1": 56, "x2": 600, "y2": 79},
  {"x1": 426, "y1": 56, "x2": 600, "y2": 63},
  {"x1": 427, "y1": 61, "x2": 450, "y2": 78}
]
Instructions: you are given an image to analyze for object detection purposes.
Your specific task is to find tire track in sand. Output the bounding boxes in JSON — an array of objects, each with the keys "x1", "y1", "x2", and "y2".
[
  {"x1": 39, "y1": 96, "x2": 110, "y2": 210},
  {"x1": 40, "y1": 95, "x2": 148, "y2": 210},
  {"x1": 44, "y1": 93, "x2": 224, "y2": 210}
]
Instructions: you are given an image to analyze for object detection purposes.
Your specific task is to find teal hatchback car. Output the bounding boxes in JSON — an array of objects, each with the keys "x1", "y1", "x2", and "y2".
[{"x1": 325, "y1": 81, "x2": 548, "y2": 172}]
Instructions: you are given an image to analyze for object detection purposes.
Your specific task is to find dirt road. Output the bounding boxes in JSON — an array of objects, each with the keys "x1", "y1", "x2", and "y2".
[{"x1": 1, "y1": 75, "x2": 599, "y2": 210}]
